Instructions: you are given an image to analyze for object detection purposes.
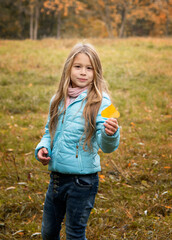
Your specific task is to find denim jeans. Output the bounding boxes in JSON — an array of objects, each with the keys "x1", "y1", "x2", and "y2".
[{"x1": 41, "y1": 172, "x2": 99, "y2": 240}]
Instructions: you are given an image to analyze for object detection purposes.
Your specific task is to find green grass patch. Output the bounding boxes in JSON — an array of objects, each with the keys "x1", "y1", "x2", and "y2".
[{"x1": 0, "y1": 38, "x2": 172, "y2": 239}]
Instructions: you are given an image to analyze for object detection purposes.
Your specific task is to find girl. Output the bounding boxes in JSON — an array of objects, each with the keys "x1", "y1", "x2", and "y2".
[{"x1": 35, "y1": 43, "x2": 120, "y2": 240}]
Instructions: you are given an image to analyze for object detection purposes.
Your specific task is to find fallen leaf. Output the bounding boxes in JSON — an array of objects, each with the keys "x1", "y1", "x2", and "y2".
[
  {"x1": 101, "y1": 104, "x2": 120, "y2": 118},
  {"x1": 139, "y1": 194, "x2": 146, "y2": 199},
  {"x1": 99, "y1": 175, "x2": 105, "y2": 179},
  {"x1": 12, "y1": 230, "x2": 24, "y2": 236},
  {"x1": 125, "y1": 209, "x2": 133, "y2": 220},
  {"x1": 128, "y1": 162, "x2": 131, "y2": 167},
  {"x1": 21, "y1": 127, "x2": 28, "y2": 131},
  {"x1": 130, "y1": 122, "x2": 135, "y2": 127},
  {"x1": 144, "y1": 210, "x2": 148, "y2": 215},
  {"x1": 6, "y1": 148, "x2": 14, "y2": 152},
  {"x1": 28, "y1": 195, "x2": 33, "y2": 201},
  {"x1": 105, "y1": 209, "x2": 110, "y2": 213},
  {"x1": 26, "y1": 214, "x2": 36, "y2": 225},
  {"x1": 161, "y1": 191, "x2": 168, "y2": 195},
  {"x1": 18, "y1": 182, "x2": 27, "y2": 185},
  {"x1": 164, "y1": 115, "x2": 172, "y2": 118},
  {"x1": 6, "y1": 186, "x2": 16, "y2": 191},
  {"x1": 152, "y1": 160, "x2": 159, "y2": 165},
  {"x1": 164, "y1": 205, "x2": 172, "y2": 209},
  {"x1": 98, "y1": 193, "x2": 108, "y2": 200},
  {"x1": 25, "y1": 152, "x2": 33, "y2": 156},
  {"x1": 31, "y1": 232, "x2": 41, "y2": 237}
]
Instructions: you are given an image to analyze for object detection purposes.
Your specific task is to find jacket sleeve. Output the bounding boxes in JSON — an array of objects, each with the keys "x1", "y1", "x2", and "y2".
[
  {"x1": 35, "y1": 96, "x2": 54, "y2": 160},
  {"x1": 35, "y1": 115, "x2": 52, "y2": 160},
  {"x1": 95, "y1": 95, "x2": 120, "y2": 153}
]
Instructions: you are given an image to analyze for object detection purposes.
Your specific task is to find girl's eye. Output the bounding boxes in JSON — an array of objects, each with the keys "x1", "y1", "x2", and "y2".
[
  {"x1": 75, "y1": 65, "x2": 80, "y2": 68},
  {"x1": 87, "y1": 66, "x2": 93, "y2": 70}
]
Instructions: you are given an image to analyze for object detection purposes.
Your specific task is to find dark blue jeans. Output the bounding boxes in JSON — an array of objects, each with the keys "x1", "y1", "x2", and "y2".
[{"x1": 41, "y1": 172, "x2": 99, "y2": 240}]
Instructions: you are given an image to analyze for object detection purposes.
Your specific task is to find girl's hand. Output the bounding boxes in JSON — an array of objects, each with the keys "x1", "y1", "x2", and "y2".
[
  {"x1": 37, "y1": 148, "x2": 51, "y2": 166},
  {"x1": 103, "y1": 118, "x2": 119, "y2": 136}
]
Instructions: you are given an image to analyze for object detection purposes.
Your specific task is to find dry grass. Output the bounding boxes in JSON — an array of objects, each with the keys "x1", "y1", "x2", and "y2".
[{"x1": 0, "y1": 37, "x2": 172, "y2": 239}]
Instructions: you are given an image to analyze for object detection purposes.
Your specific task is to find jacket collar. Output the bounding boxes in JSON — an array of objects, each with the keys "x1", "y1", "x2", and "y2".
[{"x1": 75, "y1": 89, "x2": 87, "y2": 101}]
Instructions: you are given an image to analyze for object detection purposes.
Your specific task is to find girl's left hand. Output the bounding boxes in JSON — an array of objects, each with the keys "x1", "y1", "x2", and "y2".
[{"x1": 103, "y1": 118, "x2": 119, "y2": 136}]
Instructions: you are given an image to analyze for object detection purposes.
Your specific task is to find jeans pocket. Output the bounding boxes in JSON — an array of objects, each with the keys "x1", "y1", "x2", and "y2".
[{"x1": 74, "y1": 176, "x2": 93, "y2": 188}]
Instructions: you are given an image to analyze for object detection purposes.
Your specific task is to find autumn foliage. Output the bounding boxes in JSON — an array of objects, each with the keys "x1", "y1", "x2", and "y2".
[{"x1": 0, "y1": 0, "x2": 172, "y2": 39}]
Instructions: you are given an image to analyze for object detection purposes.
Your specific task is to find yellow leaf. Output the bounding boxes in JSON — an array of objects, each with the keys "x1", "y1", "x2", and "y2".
[
  {"x1": 99, "y1": 174, "x2": 105, "y2": 182},
  {"x1": 28, "y1": 195, "x2": 33, "y2": 201},
  {"x1": 105, "y1": 209, "x2": 110, "y2": 213},
  {"x1": 101, "y1": 104, "x2": 120, "y2": 118},
  {"x1": 128, "y1": 162, "x2": 131, "y2": 167},
  {"x1": 164, "y1": 166, "x2": 171, "y2": 169},
  {"x1": 99, "y1": 174, "x2": 105, "y2": 179},
  {"x1": 21, "y1": 127, "x2": 28, "y2": 131},
  {"x1": 130, "y1": 122, "x2": 135, "y2": 127},
  {"x1": 164, "y1": 205, "x2": 172, "y2": 209},
  {"x1": 18, "y1": 232, "x2": 24, "y2": 236}
]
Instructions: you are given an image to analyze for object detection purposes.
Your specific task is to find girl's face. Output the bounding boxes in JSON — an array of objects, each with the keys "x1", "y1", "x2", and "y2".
[{"x1": 70, "y1": 53, "x2": 94, "y2": 88}]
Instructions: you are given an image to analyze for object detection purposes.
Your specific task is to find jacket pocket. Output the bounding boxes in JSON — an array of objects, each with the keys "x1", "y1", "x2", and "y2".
[{"x1": 76, "y1": 144, "x2": 84, "y2": 172}]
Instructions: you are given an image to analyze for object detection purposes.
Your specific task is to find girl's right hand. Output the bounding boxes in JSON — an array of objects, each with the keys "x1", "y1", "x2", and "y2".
[{"x1": 37, "y1": 148, "x2": 51, "y2": 166}]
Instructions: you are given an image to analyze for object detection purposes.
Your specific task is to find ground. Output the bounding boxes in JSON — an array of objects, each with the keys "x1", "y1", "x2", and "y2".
[{"x1": 0, "y1": 38, "x2": 171, "y2": 239}]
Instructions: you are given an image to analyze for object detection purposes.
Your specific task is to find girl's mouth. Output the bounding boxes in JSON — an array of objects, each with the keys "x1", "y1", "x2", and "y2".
[{"x1": 78, "y1": 78, "x2": 87, "y2": 81}]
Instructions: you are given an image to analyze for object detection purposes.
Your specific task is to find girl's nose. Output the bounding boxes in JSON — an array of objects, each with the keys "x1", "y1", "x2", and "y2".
[{"x1": 81, "y1": 67, "x2": 86, "y2": 75}]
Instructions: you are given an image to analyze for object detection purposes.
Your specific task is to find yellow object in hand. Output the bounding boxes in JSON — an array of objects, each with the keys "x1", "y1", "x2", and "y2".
[{"x1": 101, "y1": 104, "x2": 120, "y2": 118}]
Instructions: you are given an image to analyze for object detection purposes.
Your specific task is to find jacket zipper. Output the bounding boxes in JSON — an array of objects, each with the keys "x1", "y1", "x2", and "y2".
[
  {"x1": 62, "y1": 110, "x2": 66, "y2": 123},
  {"x1": 61, "y1": 92, "x2": 86, "y2": 124},
  {"x1": 76, "y1": 145, "x2": 78, "y2": 158}
]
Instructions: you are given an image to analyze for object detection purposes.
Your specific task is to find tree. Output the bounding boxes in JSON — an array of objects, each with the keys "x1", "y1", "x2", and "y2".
[
  {"x1": 117, "y1": 0, "x2": 135, "y2": 38},
  {"x1": 127, "y1": 0, "x2": 172, "y2": 36},
  {"x1": 87, "y1": 0, "x2": 135, "y2": 38},
  {"x1": 0, "y1": 0, "x2": 26, "y2": 39},
  {"x1": 87, "y1": 0, "x2": 117, "y2": 38},
  {"x1": 28, "y1": 0, "x2": 43, "y2": 40},
  {"x1": 43, "y1": 0, "x2": 85, "y2": 38},
  {"x1": 0, "y1": 0, "x2": 172, "y2": 38}
]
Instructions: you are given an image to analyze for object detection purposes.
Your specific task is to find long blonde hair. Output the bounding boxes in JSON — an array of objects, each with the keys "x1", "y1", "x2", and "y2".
[{"x1": 49, "y1": 43, "x2": 109, "y2": 150}]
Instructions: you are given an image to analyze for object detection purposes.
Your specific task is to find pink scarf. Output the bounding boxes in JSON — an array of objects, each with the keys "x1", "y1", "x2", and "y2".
[{"x1": 66, "y1": 85, "x2": 88, "y2": 108}]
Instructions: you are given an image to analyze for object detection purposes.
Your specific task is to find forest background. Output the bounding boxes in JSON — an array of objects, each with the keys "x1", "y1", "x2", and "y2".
[{"x1": 1, "y1": 0, "x2": 172, "y2": 39}]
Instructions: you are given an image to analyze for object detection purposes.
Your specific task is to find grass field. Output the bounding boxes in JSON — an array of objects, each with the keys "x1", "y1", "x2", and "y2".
[{"x1": 0, "y1": 38, "x2": 172, "y2": 240}]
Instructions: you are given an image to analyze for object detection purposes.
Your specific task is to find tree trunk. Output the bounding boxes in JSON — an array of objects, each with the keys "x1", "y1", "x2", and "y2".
[
  {"x1": 104, "y1": 6, "x2": 114, "y2": 38},
  {"x1": 34, "y1": 3, "x2": 39, "y2": 40},
  {"x1": 165, "y1": 0, "x2": 169, "y2": 36},
  {"x1": 57, "y1": 11, "x2": 61, "y2": 39},
  {"x1": 119, "y1": 7, "x2": 127, "y2": 38},
  {"x1": 30, "y1": 6, "x2": 34, "y2": 39},
  {"x1": 165, "y1": 13, "x2": 169, "y2": 36}
]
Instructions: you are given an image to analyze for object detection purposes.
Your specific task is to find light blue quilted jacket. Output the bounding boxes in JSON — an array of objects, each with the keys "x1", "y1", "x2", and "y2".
[{"x1": 35, "y1": 90, "x2": 120, "y2": 174}]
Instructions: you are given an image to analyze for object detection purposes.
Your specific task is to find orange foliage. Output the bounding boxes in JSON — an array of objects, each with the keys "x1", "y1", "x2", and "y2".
[{"x1": 43, "y1": 0, "x2": 85, "y2": 16}]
